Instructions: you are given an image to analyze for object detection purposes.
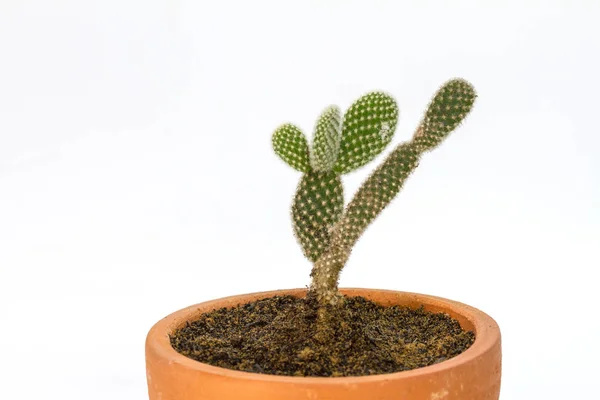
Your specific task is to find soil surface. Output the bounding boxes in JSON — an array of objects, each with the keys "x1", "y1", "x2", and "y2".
[{"x1": 170, "y1": 294, "x2": 475, "y2": 377}]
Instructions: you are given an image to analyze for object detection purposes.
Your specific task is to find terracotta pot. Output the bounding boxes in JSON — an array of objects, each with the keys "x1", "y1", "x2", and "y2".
[{"x1": 146, "y1": 288, "x2": 501, "y2": 400}]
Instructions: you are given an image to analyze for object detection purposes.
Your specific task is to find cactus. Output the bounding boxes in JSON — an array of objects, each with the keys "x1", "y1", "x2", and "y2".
[{"x1": 272, "y1": 78, "x2": 476, "y2": 306}]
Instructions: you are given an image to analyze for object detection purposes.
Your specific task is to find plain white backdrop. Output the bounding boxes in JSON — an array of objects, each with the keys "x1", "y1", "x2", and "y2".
[{"x1": 1, "y1": 1, "x2": 598, "y2": 399}]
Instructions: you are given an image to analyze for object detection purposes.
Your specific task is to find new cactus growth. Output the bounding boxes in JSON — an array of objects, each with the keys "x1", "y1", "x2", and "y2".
[{"x1": 272, "y1": 78, "x2": 476, "y2": 307}]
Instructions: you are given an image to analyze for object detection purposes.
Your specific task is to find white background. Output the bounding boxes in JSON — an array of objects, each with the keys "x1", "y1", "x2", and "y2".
[{"x1": 1, "y1": 1, "x2": 598, "y2": 399}]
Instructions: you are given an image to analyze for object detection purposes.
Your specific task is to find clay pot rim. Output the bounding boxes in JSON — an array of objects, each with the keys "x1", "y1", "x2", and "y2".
[{"x1": 146, "y1": 287, "x2": 500, "y2": 385}]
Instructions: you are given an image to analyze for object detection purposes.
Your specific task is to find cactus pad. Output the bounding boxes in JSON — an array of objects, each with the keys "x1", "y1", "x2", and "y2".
[
  {"x1": 413, "y1": 79, "x2": 476, "y2": 152},
  {"x1": 272, "y1": 124, "x2": 311, "y2": 172},
  {"x1": 339, "y1": 142, "x2": 420, "y2": 248},
  {"x1": 333, "y1": 92, "x2": 399, "y2": 174},
  {"x1": 291, "y1": 171, "x2": 344, "y2": 262},
  {"x1": 309, "y1": 106, "x2": 342, "y2": 172}
]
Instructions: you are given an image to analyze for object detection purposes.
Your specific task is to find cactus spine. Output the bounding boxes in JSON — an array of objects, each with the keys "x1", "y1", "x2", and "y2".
[{"x1": 272, "y1": 78, "x2": 476, "y2": 306}]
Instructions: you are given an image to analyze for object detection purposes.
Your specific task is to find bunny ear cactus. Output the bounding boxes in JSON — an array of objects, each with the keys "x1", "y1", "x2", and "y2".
[{"x1": 272, "y1": 78, "x2": 476, "y2": 308}]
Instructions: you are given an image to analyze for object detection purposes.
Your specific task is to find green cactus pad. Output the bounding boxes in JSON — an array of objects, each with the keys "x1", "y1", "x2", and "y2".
[
  {"x1": 338, "y1": 142, "x2": 421, "y2": 248},
  {"x1": 272, "y1": 124, "x2": 311, "y2": 172},
  {"x1": 333, "y1": 92, "x2": 399, "y2": 175},
  {"x1": 413, "y1": 79, "x2": 476, "y2": 152},
  {"x1": 291, "y1": 171, "x2": 344, "y2": 262},
  {"x1": 310, "y1": 106, "x2": 342, "y2": 172}
]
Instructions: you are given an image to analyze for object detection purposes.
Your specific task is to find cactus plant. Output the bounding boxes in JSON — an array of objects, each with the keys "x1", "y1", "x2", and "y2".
[{"x1": 272, "y1": 78, "x2": 476, "y2": 307}]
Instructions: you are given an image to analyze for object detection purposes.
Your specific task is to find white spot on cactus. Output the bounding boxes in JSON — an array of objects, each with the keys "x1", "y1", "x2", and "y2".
[{"x1": 379, "y1": 122, "x2": 391, "y2": 141}]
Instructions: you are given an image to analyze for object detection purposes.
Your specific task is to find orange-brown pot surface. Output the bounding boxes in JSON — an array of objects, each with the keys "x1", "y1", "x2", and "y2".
[{"x1": 146, "y1": 288, "x2": 501, "y2": 400}]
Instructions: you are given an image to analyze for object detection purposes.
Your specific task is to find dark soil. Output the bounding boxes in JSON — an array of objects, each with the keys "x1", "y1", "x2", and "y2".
[{"x1": 170, "y1": 294, "x2": 475, "y2": 377}]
